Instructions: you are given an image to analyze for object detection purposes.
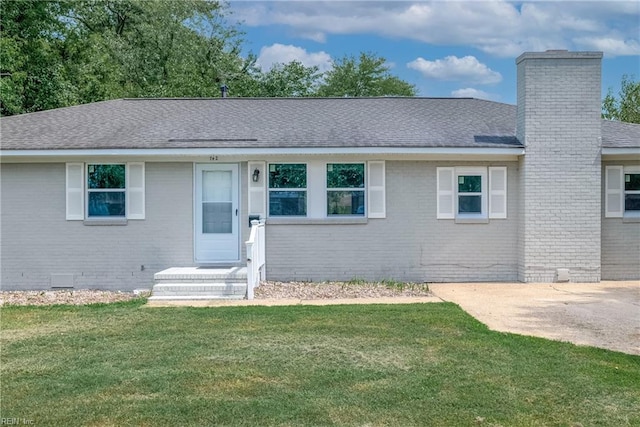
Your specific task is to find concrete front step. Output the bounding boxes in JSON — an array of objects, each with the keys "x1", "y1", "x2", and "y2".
[
  {"x1": 154, "y1": 266, "x2": 247, "y2": 283},
  {"x1": 150, "y1": 267, "x2": 248, "y2": 300},
  {"x1": 149, "y1": 284, "x2": 247, "y2": 300}
]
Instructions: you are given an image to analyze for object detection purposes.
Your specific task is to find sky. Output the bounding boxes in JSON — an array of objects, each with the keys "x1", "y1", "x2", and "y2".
[{"x1": 227, "y1": 0, "x2": 640, "y2": 104}]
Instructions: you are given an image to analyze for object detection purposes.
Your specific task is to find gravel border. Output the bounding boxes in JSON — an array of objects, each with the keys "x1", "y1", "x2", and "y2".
[
  {"x1": 1, "y1": 282, "x2": 431, "y2": 306},
  {"x1": 255, "y1": 281, "x2": 431, "y2": 300},
  {"x1": 0, "y1": 290, "x2": 150, "y2": 306}
]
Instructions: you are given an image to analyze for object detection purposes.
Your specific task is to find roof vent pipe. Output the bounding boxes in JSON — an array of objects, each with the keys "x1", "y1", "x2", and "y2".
[{"x1": 220, "y1": 84, "x2": 229, "y2": 98}]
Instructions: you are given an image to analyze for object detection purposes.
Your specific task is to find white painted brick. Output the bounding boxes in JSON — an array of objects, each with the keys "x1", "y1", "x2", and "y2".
[
  {"x1": 516, "y1": 52, "x2": 602, "y2": 282},
  {"x1": 266, "y1": 161, "x2": 520, "y2": 283},
  {"x1": 1, "y1": 163, "x2": 196, "y2": 290}
]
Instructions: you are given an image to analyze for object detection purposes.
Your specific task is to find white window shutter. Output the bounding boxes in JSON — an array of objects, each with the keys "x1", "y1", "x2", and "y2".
[
  {"x1": 66, "y1": 163, "x2": 84, "y2": 220},
  {"x1": 605, "y1": 165, "x2": 624, "y2": 218},
  {"x1": 437, "y1": 167, "x2": 455, "y2": 219},
  {"x1": 248, "y1": 161, "x2": 266, "y2": 219},
  {"x1": 489, "y1": 167, "x2": 507, "y2": 219},
  {"x1": 127, "y1": 163, "x2": 145, "y2": 220},
  {"x1": 367, "y1": 161, "x2": 386, "y2": 218}
]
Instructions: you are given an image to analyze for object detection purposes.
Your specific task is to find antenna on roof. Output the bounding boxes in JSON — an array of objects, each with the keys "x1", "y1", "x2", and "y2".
[{"x1": 220, "y1": 84, "x2": 229, "y2": 98}]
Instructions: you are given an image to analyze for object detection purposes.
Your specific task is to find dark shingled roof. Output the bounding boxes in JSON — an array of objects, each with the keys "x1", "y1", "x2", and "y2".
[
  {"x1": 0, "y1": 98, "x2": 521, "y2": 150},
  {"x1": 1, "y1": 97, "x2": 637, "y2": 151},
  {"x1": 601, "y1": 119, "x2": 640, "y2": 148}
]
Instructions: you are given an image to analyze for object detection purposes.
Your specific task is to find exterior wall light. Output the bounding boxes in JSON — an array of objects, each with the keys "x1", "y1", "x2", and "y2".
[{"x1": 252, "y1": 168, "x2": 260, "y2": 182}]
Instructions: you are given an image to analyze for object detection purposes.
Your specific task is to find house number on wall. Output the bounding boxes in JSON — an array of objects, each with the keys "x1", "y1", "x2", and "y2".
[{"x1": 209, "y1": 156, "x2": 219, "y2": 161}]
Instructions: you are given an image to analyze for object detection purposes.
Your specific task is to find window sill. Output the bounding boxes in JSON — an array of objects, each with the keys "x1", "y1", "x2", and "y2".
[
  {"x1": 454, "y1": 216, "x2": 489, "y2": 224},
  {"x1": 623, "y1": 213, "x2": 640, "y2": 223},
  {"x1": 267, "y1": 217, "x2": 368, "y2": 225},
  {"x1": 83, "y1": 218, "x2": 128, "y2": 226}
]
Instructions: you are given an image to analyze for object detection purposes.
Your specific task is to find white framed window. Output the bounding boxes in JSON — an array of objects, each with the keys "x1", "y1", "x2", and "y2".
[
  {"x1": 65, "y1": 163, "x2": 145, "y2": 221},
  {"x1": 606, "y1": 165, "x2": 640, "y2": 218},
  {"x1": 456, "y1": 167, "x2": 486, "y2": 217},
  {"x1": 264, "y1": 160, "x2": 385, "y2": 220},
  {"x1": 624, "y1": 168, "x2": 640, "y2": 215},
  {"x1": 268, "y1": 163, "x2": 307, "y2": 216},
  {"x1": 87, "y1": 164, "x2": 126, "y2": 217},
  {"x1": 326, "y1": 163, "x2": 365, "y2": 216},
  {"x1": 437, "y1": 166, "x2": 506, "y2": 220}
]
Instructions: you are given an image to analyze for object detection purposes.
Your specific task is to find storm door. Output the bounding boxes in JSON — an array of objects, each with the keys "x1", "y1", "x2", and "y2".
[{"x1": 195, "y1": 164, "x2": 239, "y2": 263}]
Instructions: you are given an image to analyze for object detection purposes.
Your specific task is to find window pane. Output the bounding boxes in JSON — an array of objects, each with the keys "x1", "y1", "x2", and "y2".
[
  {"x1": 458, "y1": 175, "x2": 481, "y2": 193},
  {"x1": 458, "y1": 195, "x2": 482, "y2": 214},
  {"x1": 203, "y1": 170, "x2": 232, "y2": 202},
  {"x1": 88, "y1": 191, "x2": 125, "y2": 216},
  {"x1": 203, "y1": 202, "x2": 232, "y2": 233},
  {"x1": 625, "y1": 174, "x2": 640, "y2": 191},
  {"x1": 88, "y1": 165, "x2": 125, "y2": 189},
  {"x1": 269, "y1": 164, "x2": 306, "y2": 189},
  {"x1": 269, "y1": 191, "x2": 307, "y2": 216},
  {"x1": 327, "y1": 191, "x2": 365, "y2": 216},
  {"x1": 625, "y1": 194, "x2": 640, "y2": 211},
  {"x1": 327, "y1": 164, "x2": 364, "y2": 188}
]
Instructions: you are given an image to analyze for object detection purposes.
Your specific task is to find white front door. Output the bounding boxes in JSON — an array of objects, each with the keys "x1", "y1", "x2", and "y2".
[{"x1": 195, "y1": 164, "x2": 240, "y2": 263}]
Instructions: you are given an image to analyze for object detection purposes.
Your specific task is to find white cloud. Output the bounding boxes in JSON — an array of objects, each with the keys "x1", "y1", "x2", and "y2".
[
  {"x1": 574, "y1": 37, "x2": 640, "y2": 56},
  {"x1": 451, "y1": 88, "x2": 497, "y2": 101},
  {"x1": 231, "y1": 1, "x2": 640, "y2": 58},
  {"x1": 407, "y1": 56, "x2": 502, "y2": 85},
  {"x1": 256, "y1": 44, "x2": 333, "y2": 72}
]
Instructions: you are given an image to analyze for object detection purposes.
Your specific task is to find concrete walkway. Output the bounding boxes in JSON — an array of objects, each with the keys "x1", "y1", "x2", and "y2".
[
  {"x1": 146, "y1": 280, "x2": 640, "y2": 355},
  {"x1": 430, "y1": 281, "x2": 640, "y2": 355},
  {"x1": 145, "y1": 296, "x2": 440, "y2": 308}
]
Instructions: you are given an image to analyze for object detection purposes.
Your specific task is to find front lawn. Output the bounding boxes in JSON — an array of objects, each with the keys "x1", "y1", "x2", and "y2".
[{"x1": 1, "y1": 301, "x2": 638, "y2": 426}]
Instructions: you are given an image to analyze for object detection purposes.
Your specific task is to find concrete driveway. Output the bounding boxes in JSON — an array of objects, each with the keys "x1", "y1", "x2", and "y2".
[{"x1": 429, "y1": 281, "x2": 640, "y2": 355}]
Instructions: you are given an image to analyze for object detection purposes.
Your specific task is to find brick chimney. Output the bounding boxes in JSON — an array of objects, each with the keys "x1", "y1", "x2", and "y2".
[{"x1": 516, "y1": 50, "x2": 603, "y2": 282}]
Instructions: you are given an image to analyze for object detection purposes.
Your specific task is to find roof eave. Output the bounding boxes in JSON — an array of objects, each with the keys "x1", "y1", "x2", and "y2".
[
  {"x1": 0, "y1": 146, "x2": 526, "y2": 160},
  {"x1": 602, "y1": 147, "x2": 640, "y2": 160}
]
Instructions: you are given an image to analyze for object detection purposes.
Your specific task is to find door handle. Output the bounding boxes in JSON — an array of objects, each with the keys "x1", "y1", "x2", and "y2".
[{"x1": 235, "y1": 209, "x2": 238, "y2": 216}]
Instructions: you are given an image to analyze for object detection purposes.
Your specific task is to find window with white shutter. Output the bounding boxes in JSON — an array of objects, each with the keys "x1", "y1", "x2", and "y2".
[
  {"x1": 605, "y1": 166, "x2": 624, "y2": 218},
  {"x1": 66, "y1": 163, "x2": 85, "y2": 220},
  {"x1": 489, "y1": 167, "x2": 507, "y2": 219},
  {"x1": 127, "y1": 163, "x2": 145, "y2": 220},
  {"x1": 367, "y1": 161, "x2": 385, "y2": 218},
  {"x1": 66, "y1": 162, "x2": 145, "y2": 221},
  {"x1": 437, "y1": 166, "x2": 507, "y2": 221},
  {"x1": 437, "y1": 167, "x2": 455, "y2": 219}
]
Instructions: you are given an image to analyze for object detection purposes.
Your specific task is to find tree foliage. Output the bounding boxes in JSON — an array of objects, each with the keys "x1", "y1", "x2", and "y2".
[
  {"x1": 602, "y1": 75, "x2": 640, "y2": 124},
  {"x1": 0, "y1": 1, "x2": 416, "y2": 116},
  {"x1": 317, "y1": 52, "x2": 416, "y2": 97},
  {"x1": 0, "y1": 1, "x2": 73, "y2": 114},
  {"x1": 254, "y1": 61, "x2": 321, "y2": 97}
]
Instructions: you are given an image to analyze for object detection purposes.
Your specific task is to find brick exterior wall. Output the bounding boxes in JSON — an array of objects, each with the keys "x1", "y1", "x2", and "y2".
[
  {"x1": 0, "y1": 161, "x2": 251, "y2": 291},
  {"x1": 516, "y1": 51, "x2": 603, "y2": 282},
  {"x1": 266, "y1": 160, "x2": 520, "y2": 283},
  {"x1": 2, "y1": 160, "x2": 519, "y2": 289},
  {"x1": 601, "y1": 161, "x2": 640, "y2": 280},
  {"x1": 1, "y1": 163, "x2": 194, "y2": 291}
]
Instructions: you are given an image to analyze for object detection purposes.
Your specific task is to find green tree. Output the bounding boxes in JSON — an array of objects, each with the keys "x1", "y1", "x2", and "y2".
[
  {"x1": 0, "y1": 0, "x2": 253, "y2": 115},
  {"x1": 316, "y1": 52, "x2": 416, "y2": 97},
  {"x1": 602, "y1": 75, "x2": 640, "y2": 123},
  {"x1": 63, "y1": 0, "x2": 248, "y2": 98},
  {"x1": 1, "y1": 1, "x2": 419, "y2": 116},
  {"x1": 254, "y1": 61, "x2": 320, "y2": 97},
  {"x1": 0, "y1": 0, "x2": 74, "y2": 115}
]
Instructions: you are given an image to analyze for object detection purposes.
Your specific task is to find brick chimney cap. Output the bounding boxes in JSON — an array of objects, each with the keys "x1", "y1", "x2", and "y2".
[{"x1": 516, "y1": 50, "x2": 603, "y2": 64}]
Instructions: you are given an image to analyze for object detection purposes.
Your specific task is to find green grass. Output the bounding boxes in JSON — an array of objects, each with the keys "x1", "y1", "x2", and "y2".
[{"x1": 1, "y1": 301, "x2": 639, "y2": 426}]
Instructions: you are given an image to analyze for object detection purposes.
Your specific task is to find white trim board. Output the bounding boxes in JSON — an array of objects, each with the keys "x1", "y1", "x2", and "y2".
[{"x1": 1, "y1": 146, "x2": 526, "y2": 161}]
